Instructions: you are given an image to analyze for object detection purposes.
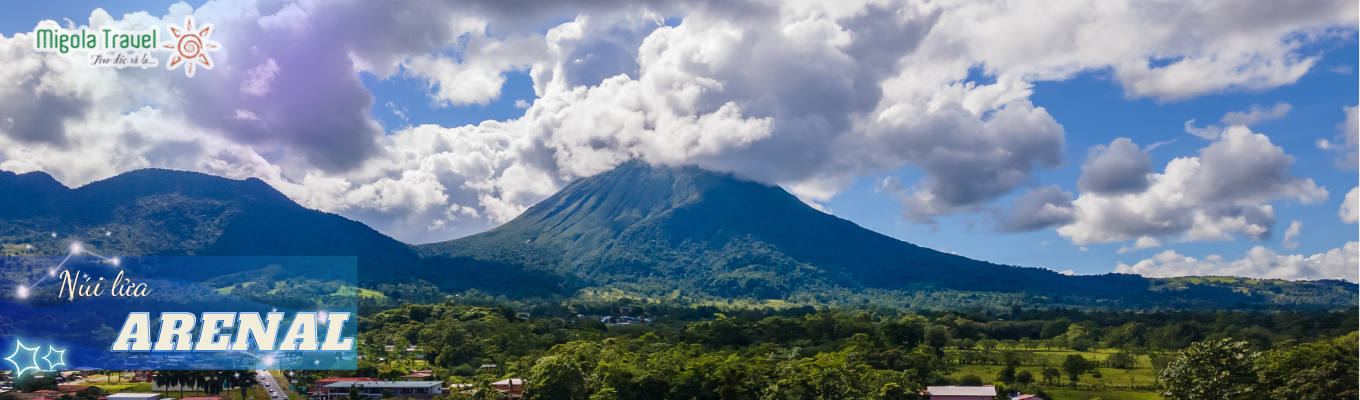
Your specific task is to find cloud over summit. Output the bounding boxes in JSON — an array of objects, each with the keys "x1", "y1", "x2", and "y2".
[{"x1": 0, "y1": 0, "x2": 1353, "y2": 249}]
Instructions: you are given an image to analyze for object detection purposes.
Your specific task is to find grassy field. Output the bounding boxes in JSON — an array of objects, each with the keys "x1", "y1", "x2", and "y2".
[
  {"x1": 946, "y1": 348, "x2": 1164, "y2": 399},
  {"x1": 951, "y1": 364, "x2": 1160, "y2": 386},
  {"x1": 1046, "y1": 389, "x2": 1163, "y2": 400},
  {"x1": 89, "y1": 382, "x2": 155, "y2": 394}
]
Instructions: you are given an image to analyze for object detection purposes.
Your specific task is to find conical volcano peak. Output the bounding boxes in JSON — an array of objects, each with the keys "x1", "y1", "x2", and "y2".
[{"x1": 415, "y1": 161, "x2": 1163, "y2": 303}]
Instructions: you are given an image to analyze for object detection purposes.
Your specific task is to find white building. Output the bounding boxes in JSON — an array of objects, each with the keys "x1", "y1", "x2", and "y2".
[
  {"x1": 107, "y1": 393, "x2": 159, "y2": 400},
  {"x1": 924, "y1": 386, "x2": 996, "y2": 400}
]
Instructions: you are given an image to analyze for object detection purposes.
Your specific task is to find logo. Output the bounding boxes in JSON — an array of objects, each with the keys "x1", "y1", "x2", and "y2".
[
  {"x1": 161, "y1": 16, "x2": 220, "y2": 78},
  {"x1": 29, "y1": 15, "x2": 220, "y2": 77}
]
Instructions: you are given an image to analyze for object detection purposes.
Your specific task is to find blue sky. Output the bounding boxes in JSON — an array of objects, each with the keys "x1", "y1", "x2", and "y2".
[
  {"x1": 0, "y1": 0, "x2": 1355, "y2": 280},
  {"x1": 836, "y1": 47, "x2": 1359, "y2": 274}
]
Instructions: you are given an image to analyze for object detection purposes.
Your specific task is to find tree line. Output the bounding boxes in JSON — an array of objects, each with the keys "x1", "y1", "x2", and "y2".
[{"x1": 349, "y1": 300, "x2": 1357, "y2": 399}]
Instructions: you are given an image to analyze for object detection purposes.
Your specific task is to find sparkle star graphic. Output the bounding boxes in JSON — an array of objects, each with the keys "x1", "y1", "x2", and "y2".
[
  {"x1": 41, "y1": 346, "x2": 65, "y2": 370},
  {"x1": 4, "y1": 340, "x2": 40, "y2": 375},
  {"x1": 161, "y1": 16, "x2": 220, "y2": 78}
]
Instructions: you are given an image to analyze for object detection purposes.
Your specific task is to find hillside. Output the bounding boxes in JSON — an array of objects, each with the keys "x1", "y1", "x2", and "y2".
[
  {"x1": 415, "y1": 161, "x2": 1358, "y2": 309},
  {"x1": 0, "y1": 168, "x2": 420, "y2": 283},
  {"x1": 0, "y1": 165, "x2": 1352, "y2": 310}
]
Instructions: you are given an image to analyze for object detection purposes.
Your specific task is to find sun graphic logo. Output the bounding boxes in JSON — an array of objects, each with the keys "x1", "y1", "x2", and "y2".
[{"x1": 160, "y1": 16, "x2": 220, "y2": 77}]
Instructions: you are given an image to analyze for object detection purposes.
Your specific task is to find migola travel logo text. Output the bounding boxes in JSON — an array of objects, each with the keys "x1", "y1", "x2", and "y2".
[{"x1": 31, "y1": 16, "x2": 219, "y2": 77}]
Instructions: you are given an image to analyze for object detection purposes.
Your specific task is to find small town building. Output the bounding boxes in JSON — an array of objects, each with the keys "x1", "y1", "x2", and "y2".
[
  {"x1": 491, "y1": 379, "x2": 524, "y2": 399},
  {"x1": 29, "y1": 391, "x2": 60, "y2": 400},
  {"x1": 401, "y1": 370, "x2": 434, "y2": 381},
  {"x1": 56, "y1": 385, "x2": 93, "y2": 393},
  {"x1": 310, "y1": 378, "x2": 379, "y2": 395},
  {"x1": 321, "y1": 381, "x2": 442, "y2": 400},
  {"x1": 924, "y1": 385, "x2": 996, "y2": 400},
  {"x1": 106, "y1": 393, "x2": 159, "y2": 400}
]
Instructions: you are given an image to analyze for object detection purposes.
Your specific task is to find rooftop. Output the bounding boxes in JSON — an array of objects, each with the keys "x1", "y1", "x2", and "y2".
[
  {"x1": 925, "y1": 386, "x2": 996, "y2": 396},
  {"x1": 323, "y1": 381, "x2": 440, "y2": 389},
  {"x1": 315, "y1": 378, "x2": 379, "y2": 383}
]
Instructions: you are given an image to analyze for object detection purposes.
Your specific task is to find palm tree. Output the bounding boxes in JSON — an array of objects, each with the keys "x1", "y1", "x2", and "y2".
[
  {"x1": 198, "y1": 371, "x2": 225, "y2": 396},
  {"x1": 153, "y1": 371, "x2": 172, "y2": 398},
  {"x1": 170, "y1": 370, "x2": 196, "y2": 398},
  {"x1": 192, "y1": 372, "x2": 207, "y2": 396},
  {"x1": 719, "y1": 369, "x2": 745, "y2": 400},
  {"x1": 233, "y1": 371, "x2": 260, "y2": 400}
]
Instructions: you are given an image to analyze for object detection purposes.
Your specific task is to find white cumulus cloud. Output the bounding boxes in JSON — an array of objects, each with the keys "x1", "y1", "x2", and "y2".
[
  {"x1": 0, "y1": 0, "x2": 1353, "y2": 245},
  {"x1": 1116, "y1": 241, "x2": 1359, "y2": 282},
  {"x1": 1281, "y1": 220, "x2": 1302, "y2": 250},
  {"x1": 1342, "y1": 187, "x2": 1359, "y2": 224},
  {"x1": 1059, "y1": 125, "x2": 1327, "y2": 245}
]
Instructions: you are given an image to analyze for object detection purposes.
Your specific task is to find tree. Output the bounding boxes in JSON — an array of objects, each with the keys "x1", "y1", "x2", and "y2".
[
  {"x1": 997, "y1": 365, "x2": 1016, "y2": 385},
  {"x1": 198, "y1": 371, "x2": 226, "y2": 396},
  {"x1": 153, "y1": 371, "x2": 173, "y2": 397},
  {"x1": 878, "y1": 382, "x2": 917, "y2": 400},
  {"x1": 73, "y1": 387, "x2": 106, "y2": 400},
  {"x1": 1062, "y1": 355, "x2": 1093, "y2": 385},
  {"x1": 882, "y1": 318, "x2": 926, "y2": 349},
  {"x1": 527, "y1": 355, "x2": 586, "y2": 400},
  {"x1": 1015, "y1": 370, "x2": 1035, "y2": 387},
  {"x1": 18, "y1": 371, "x2": 56, "y2": 393},
  {"x1": 957, "y1": 338, "x2": 976, "y2": 350},
  {"x1": 1106, "y1": 351, "x2": 1138, "y2": 386},
  {"x1": 588, "y1": 387, "x2": 616, "y2": 400},
  {"x1": 1256, "y1": 332, "x2": 1359, "y2": 399},
  {"x1": 958, "y1": 375, "x2": 984, "y2": 386},
  {"x1": 718, "y1": 369, "x2": 744, "y2": 400},
  {"x1": 1041, "y1": 368, "x2": 1061, "y2": 386},
  {"x1": 498, "y1": 305, "x2": 518, "y2": 322},
  {"x1": 472, "y1": 377, "x2": 509, "y2": 400},
  {"x1": 990, "y1": 382, "x2": 1012, "y2": 400},
  {"x1": 1032, "y1": 388, "x2": 1054, "y2": 400},
  {"x1": 169, "y1": 370, "x2": 196, "y2": 398},
  {"x1": 394, "y1": 337, "x2": 411, "y2": 368},
  {"x1": 1158, "y1": 339, "x2": 1259, "y2": 400},
  {"x1": 1105, "y1": 351, "x2": 1135, "y2": 370},
  {"x1": 349, "y1": 387, "x2": 364, "y2": 400},
  {"x1": 924, "y1": 326, "x2": 950, "y2": 355},
  {"x1": 232, "y1": 371, "x2": 260, "y2": 400}
]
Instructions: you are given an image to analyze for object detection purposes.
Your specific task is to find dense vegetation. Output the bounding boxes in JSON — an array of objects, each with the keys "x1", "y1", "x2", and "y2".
[{"x1": 346, "y1": 300, "x2": 1358, "y2": 399}]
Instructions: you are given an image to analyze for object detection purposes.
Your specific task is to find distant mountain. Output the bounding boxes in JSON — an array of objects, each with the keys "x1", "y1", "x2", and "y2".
[
  {"x1": 0, "y1": 169, "x2": 419, "y2": 283},
  {"x1": 416, "y1": 161, "x2": 1357, "y2": 309},
  {"x1": 0, "y1": 166, "x2": 1352, "y2": 310}
]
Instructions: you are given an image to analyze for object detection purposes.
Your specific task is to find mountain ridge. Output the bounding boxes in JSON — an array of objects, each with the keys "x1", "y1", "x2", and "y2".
[
  {"x1": 0, "y1": 168, "x2": 420, "y2": 281},
  {"x1": 0, "y1": 165, "x2": 1353, "y2": 310},
  {"x1": 413, "y1": 161, "x2": 1355, "y2": 308}
]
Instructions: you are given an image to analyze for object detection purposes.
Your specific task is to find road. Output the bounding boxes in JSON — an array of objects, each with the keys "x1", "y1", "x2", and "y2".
[{"x1": 255, "y1": 370, "x2": 286, "y2": 400}]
